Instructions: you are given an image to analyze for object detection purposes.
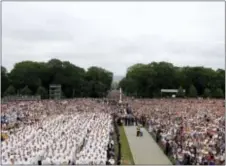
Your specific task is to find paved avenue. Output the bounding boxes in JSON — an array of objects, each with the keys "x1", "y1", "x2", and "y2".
[{"x1": 124, "y1": 126, "x2": 172, "y2": 165}]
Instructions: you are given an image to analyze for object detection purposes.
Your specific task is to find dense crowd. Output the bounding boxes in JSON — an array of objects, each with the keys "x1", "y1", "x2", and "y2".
[
  {"x1": 1, "y1": 99, "x2": 117, "y2": 165},
  {"x1": 1, "y1": 97, "x2": 225, "y2": 165},
  {"x1": 129, "y1": 98, "x2": 225, "y2": 165}
]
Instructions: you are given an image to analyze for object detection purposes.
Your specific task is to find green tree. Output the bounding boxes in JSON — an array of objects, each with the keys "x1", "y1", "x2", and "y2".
[
  {"x1": 86, "y1": 67, "x2": 113, "y2": 98},
  {"x1": 212, "y1": 88, "x2": 224, "y2": 98},
  {"x1": 5, "y1": 59, "x2": 225, "y2": 99},
  {"x1": 36, "y1": 86, "x2": 48, "y2": 99},
  {"x1": 177, "y1": 86, "x2": 185, "y2": 97},
  {"x1": 9, "y1": 61, "x2": 42, "y2": 94},
  {"x1": 189, "y1": 85, "x2": 198, "y2": 97},
  {"x1": 203, "y1": 88, "x2": 211, "y2": 98},
  {"x1": 120, "y1": 62, "x2": 179, "y2": 98},
  {"x1": 4, "y1": 85, "x2": 16, "y2": 96},
  {"x1": 21, "y1": 86, "x2": 32, "y2": 95},
  {"x1": 119, "y1": 62, "x2": 225, "y2": 98},
  {"x1": 216, "y1": 69, "x2": 225, "y2": 95},
  {"x1": 1, "y1": 66, "x2": 9, "y2": 97}
]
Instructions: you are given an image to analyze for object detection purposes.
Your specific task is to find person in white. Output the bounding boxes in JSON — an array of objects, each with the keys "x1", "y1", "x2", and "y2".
[{"x1": 1, "y1": 99, "x2": 116, "y2": 165}]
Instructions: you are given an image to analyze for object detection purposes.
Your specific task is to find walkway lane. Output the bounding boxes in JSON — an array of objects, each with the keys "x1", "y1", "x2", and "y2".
[{"x1": 124, "y1": 126, "x2": 172, "y2": 165}]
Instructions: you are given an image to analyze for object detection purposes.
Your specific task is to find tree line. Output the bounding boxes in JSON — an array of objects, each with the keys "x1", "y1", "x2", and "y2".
[
  {"x1": 1, "y1": 59, "x2": 113, "y2": 99},
  {"x1": 2, "y1": 60, "x2": 224, "y2": 99},
  {"x1": 119, "y1": 62, "x2": 225, "y2": 98}
]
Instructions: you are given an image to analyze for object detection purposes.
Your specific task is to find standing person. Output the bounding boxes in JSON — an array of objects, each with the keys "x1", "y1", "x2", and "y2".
[
  {"x1": 165, "y1": 139, "x2": 170, "y2": 155},
  {"x1": 107, "y1": 145, "x2": 110, "y2": 159},
  {"x1": 118, "y1": 142, "x2": 121, "y2": 165},
  {"x1": 129, "y1": 114, "x2": 132, "y2": 126},
  {"x1": 71, "y1": 151, "x2": 76, "y2": 165},
  {"x1": 106, "y1": 160, "x2": 110, "y2": 165},
  {"x1": 135, "y1": 117, "x2": 138, "y2": 126},
  {"x1": 126, "y1": 116, "x2": 129, "y2": 126},
  {"x1": 131, "y1": 117, "x2": 134, "y2": 126},
  {"x1": 140, "y1": 126, "x2": 144, "y2": 137},
  {"x1": 37, "y1": 150, "x2": 45, "y2": 165},
  {"x1": 142, "y1": 117, "x2": 146, "y2": 127},
  {"x1": 37, "y1": 155, "x2": 42, "y2": 165},
  {"x1": 130, "y1": 116, "x2": 133, "y2": 126},
  {"x1": 156, "y1": 129, "x2": 161, "y2": 143},
  {"x1": 10, "y1": 157, "x2": 14, "y2": 165},
  {"x1": 137, "y1": 125, "x2": 140, "y2": 137},
  {"x1": 117, "y1": 117, "x2": 122, "y2": 126},
  {"x1": 127, "y1": 116, "x2": 130, "y2": 126},
  {"x1": 148, "y1": 120, "x2": 153, "y2": 133},
  {"x1": 193, "y1": 146, "x2": 197, "y2": 160}
]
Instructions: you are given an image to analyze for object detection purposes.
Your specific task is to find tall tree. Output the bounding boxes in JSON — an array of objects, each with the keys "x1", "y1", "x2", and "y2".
[
  {"x1": 203, "y1": 88, "x2": 211, "y2": 98},
  {"x1": 36, "y1": 86, "x2": 48, "y2": 99},
  {"x1": 189, "y1": 85, "x2": 198, "y2": 97},
  {"x1": 4, "y1": 85, "x2": 16, "y2": 96},
  {"x1": 21, "y1": 86, "x2": 32, "y2": 95},
  {"x1": 9, "y1": 61, "x2": 42, "y2": 94},
  {"x1": 86, "y1": 67, "x2": 113, "y2": 98},
  {"x1": 1, "y1": 66, "x2": 9, "y2": 96},
  {"x1": 119, "y1": 62, "x2": 225, "y2": 98},
  {"x1": 4, "y1": 59, "x2": 225, "y2": 99},
  {"x1": 212, "y1": 88, "x2": 224, "y2": 98},
  {"x1": 177, "y1": 86, "x2": 185, "y2": 97}
]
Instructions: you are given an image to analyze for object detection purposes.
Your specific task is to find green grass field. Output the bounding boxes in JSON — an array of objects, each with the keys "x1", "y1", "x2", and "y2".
[{"x1": 119, "y1": 126, "x2": 135, "y2": 165}]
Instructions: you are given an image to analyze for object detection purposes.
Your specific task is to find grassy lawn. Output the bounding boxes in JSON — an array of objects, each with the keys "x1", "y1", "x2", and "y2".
[
  {"x1": 119, "y1": 126, "x2": 135, "y2": 165},
  {"x1": 113, "y1": 130, "x2": 119, "y2": 163}
]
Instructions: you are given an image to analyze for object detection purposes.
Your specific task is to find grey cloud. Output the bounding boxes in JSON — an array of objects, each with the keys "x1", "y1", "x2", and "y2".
[
  {"x1": 4, "y1": 28, "x2": 75, "y2": 42},
  {"x1": 2, "y1": 2, "x2": 225, "y2": 76},
  {"x1": 165, "y1": 41, "x2": 224, "y2": 58}
]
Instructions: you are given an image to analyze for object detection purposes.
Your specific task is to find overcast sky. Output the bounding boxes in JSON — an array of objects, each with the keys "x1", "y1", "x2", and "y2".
[{"x1": 2, "y1": 1, "x2": 225, "y2": 76}]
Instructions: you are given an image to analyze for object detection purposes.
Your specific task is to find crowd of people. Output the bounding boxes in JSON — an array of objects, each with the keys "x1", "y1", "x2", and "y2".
[
  {"x1": 1, "y1": 97, "x2": 225, "y2": 165},
  {"x1": 128, "y1": 98, "x2": 225, "y2": 165},
  {"x1": 1, "y1": 99, "x2": 118, "y2": 165}
]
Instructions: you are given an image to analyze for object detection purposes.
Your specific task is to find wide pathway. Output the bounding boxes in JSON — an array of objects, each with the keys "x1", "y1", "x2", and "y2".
[{"x1": 124, "y1": 126, "x2": 172, "y2": 165}]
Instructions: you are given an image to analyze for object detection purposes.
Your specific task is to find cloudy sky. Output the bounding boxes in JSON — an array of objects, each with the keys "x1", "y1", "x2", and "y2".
[{"x1": 2, "y1": 1, "x2": 225, "y2": 76}]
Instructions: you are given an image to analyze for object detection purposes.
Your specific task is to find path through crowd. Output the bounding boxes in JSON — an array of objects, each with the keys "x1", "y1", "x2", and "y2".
[{"x1": 123, "y1": 126, "x2": 172, "y2": 165}]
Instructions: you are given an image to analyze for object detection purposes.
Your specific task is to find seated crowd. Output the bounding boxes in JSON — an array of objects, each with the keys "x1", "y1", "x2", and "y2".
[
  {"x1": 1, "y1": 99, "x2": 116, "y2": 165},
  {"x1": 129, "y1": 99, "x2": 225, "y2": 165}
]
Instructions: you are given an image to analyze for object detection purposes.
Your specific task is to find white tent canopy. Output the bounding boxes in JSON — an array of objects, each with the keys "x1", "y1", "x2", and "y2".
[{"x1": 161, "y1": 89, "x2": 186, "y2": 93}]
